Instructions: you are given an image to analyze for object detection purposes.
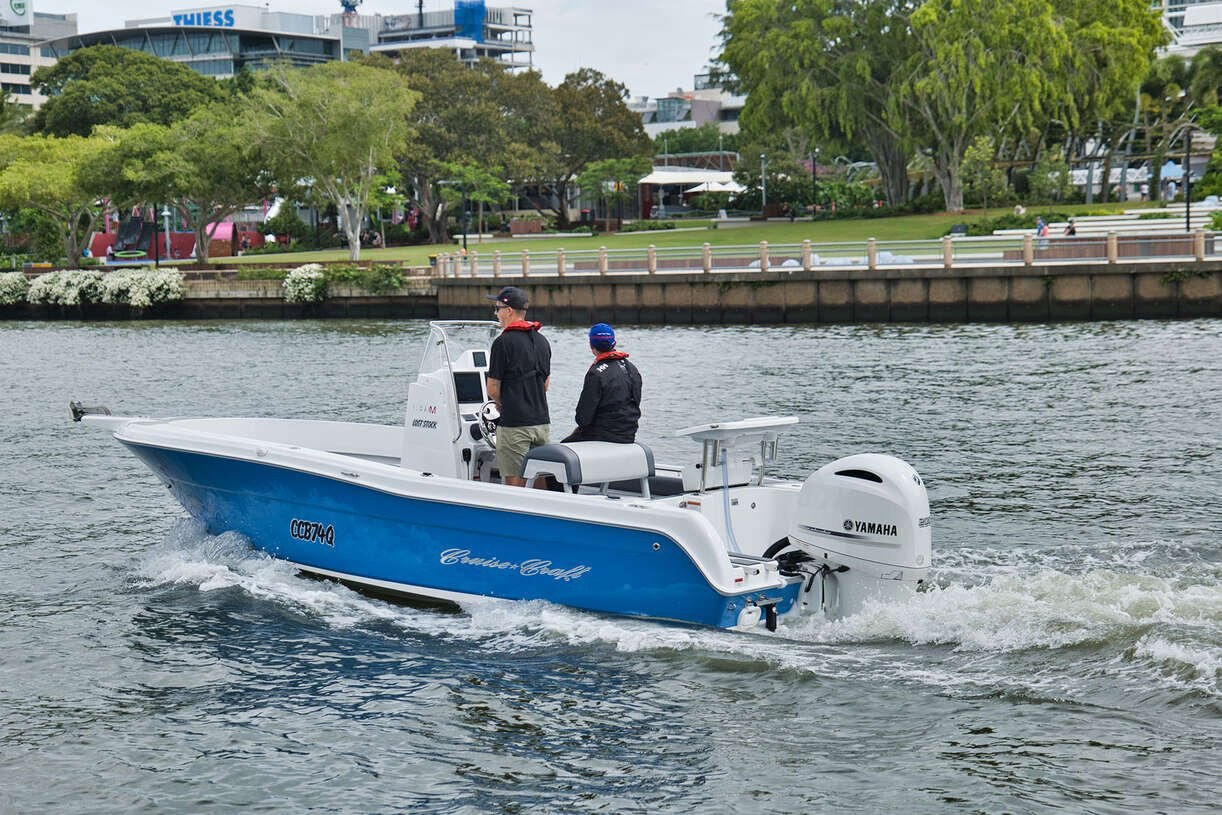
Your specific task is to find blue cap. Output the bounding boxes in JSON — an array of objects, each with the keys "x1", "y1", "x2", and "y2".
[{"x1": 588, "y1": 323, "x2": 616, "y2": 351}]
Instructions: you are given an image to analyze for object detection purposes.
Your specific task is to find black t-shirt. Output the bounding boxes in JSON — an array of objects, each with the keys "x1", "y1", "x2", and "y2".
[{"x1": 488, "y1": 325, "x2": 551, "y2": 427}]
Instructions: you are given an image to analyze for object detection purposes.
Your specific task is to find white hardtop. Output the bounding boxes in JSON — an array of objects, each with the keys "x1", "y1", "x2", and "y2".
[{"x1": 676, "y1": 416, "x2": 799, "y2": 447}]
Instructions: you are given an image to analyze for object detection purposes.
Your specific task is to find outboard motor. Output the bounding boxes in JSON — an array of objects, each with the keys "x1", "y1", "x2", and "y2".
[{"x1": 787, "y1": 453, "x2": 930, "y2": 618}]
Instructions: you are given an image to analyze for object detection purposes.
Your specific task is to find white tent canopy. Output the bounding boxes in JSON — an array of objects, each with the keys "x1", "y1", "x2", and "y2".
[
  {"x1": 638, "y1": 167, "x2": 738, "y2": 187},
  {"x1": 684, "y1": 179, "x2": 745, "y2": 194}
]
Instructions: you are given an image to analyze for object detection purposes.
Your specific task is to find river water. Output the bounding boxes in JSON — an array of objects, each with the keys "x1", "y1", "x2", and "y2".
[{"x1": 1, "y1": 317, "x2": 1219, "y2": 814}]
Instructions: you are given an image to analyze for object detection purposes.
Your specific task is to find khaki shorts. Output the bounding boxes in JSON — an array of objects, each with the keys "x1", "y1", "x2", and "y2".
[{"x1": 496, "y1": 424, "x2": 550, "y2": 479}]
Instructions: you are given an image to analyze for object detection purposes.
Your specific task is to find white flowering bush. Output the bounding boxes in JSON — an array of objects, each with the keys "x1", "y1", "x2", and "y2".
[
  {"x1": 283, "y1": 263, "x2": 327, "y2": 303},
  {"x1": 26, "y1": 270, "x2": 106, "y2": 306},
  {"x1": 0, "y1": 271, "x2": 28, "y2": 305},
  {"x1": 99, "y1": 268, "x2": 185, "y2": 309}
]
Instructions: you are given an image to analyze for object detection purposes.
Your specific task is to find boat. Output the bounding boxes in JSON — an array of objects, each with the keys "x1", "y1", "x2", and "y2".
[{"x1": 72, "y1": 320, "x2": 931, "y2": 631}]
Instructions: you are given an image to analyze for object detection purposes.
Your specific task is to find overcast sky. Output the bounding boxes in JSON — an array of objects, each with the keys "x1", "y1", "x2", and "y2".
[{"x1": 33, "y1": 0, "x2": 726, "y2": 100}]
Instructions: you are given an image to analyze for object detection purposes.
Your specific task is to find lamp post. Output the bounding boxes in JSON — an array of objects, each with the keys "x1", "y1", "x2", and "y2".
[
  {"x1": 461, "y1": 185, "x2": 469, "y2": 252},
  {"x1": 1185, "y1": 126, "x2": 1193, "y2": 233},
  {"x1": 161, "y1": 205, "x2": 173, "y2": 263},
  {"x1": 760, "y1": 153, "x2": 767, "y2": 214},
  {"x1": 811, "y1": 149, "x2": 819, "y2": 217}
]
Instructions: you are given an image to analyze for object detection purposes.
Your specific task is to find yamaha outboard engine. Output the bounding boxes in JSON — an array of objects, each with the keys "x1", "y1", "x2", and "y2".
[{"x1": 787, "y1": 453, "x2": 930, "y2": 618}]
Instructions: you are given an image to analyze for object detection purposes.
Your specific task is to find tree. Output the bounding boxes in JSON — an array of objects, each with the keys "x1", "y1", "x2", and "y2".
[
  {"x1": 247, "y1": 61, "x2": 418, "y2": 261},
  {"x1": 651, "y1": 123, "x2": 740, "y2": 157},
  {"x1": 576, "y1": 157, "x2": 652, "y2": 225},
  {"x1": 529, "y1": 69, "x2": 651, "y2": 230},
  {"x1": 30, "y1": 46, "x2": 224, "y2": 136},
  {"x1": 962, "y1": 136, "x2": 1007, "y2": 209},
  {"x1": 0, "y1": 133, "x2": 108, "y2": 263},
  {"x1": 371, "y1": 50, "x2": 557, "y2": 244},
  {"x1": 719, "y1": 0, "x2": 916, "y2": 207},
  {"x1": 91, "y1": 104, "x2": 275, "y2": 263},
  {"x1": 0, "y1": 91, "x2": 28, "y2": 135},
  {"x1": 436, "y1": 160, "x2": 511, "y2": 243},
  {"x1": 897, "y1": 0, "x2": 1077, "y2": 211}
]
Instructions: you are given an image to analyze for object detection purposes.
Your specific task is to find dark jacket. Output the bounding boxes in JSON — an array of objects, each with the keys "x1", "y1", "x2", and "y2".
[{"x1": 564, "y1": 351, "x2": 642, "y2": 443}]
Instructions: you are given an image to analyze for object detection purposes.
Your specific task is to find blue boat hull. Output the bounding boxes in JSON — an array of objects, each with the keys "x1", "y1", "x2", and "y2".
[{"x1": 124, "y1": 441, "x2": 801, "y2": 628}]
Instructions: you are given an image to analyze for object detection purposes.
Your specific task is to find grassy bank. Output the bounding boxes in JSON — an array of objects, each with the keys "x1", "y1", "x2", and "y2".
[{"x1": 221, "y1": 202, "x2": 1161, "y2": 268}]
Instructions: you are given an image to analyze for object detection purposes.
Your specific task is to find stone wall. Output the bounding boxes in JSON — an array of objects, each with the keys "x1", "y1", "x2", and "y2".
[{"x1": 436, "y1": 261, "x2": 1222, "y2": 325}]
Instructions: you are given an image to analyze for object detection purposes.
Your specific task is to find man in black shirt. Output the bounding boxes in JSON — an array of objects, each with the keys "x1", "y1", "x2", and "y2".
[
  {"x1": 562, "y1": 323, "x2": 642, "y2": 444},
  {"x1": 485, "y1": 286, "x2": 551, "y2": 487}
]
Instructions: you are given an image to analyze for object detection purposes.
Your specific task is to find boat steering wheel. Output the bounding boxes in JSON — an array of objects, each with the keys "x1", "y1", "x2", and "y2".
[{"x1": 477, "y1": 400, "x2": 499, "y2": 449}]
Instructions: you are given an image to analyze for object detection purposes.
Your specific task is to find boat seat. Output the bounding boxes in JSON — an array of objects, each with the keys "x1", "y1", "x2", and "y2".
[{"x1": 522, "y1": 442, "x2": 655, "y2": 498}]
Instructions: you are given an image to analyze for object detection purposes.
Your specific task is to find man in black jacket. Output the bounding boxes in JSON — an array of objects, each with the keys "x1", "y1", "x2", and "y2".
[{"x1": 562, "y1": 323, "x2": 642, "y2": 444}]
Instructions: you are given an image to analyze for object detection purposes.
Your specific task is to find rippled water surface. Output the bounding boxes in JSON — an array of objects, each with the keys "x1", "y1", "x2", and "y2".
[{"x1": 2, "y1": 317, "x2": 1219, "y2": 814}]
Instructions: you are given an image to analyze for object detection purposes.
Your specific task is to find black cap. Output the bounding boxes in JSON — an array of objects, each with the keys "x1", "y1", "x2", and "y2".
[{"x1": 485, "y1": 286, "x2": 528, "y2": 310}]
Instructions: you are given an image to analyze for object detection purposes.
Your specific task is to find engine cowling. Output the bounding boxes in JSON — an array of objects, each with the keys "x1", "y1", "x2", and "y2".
[{"x1": 788, "y1": 453, "x2": 931, "y2": 618}]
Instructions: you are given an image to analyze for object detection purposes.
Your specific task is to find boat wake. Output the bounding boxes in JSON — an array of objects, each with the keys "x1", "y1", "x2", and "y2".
[{"x1": 137, "y1": 520, "x2": 1220, "y2": 700}]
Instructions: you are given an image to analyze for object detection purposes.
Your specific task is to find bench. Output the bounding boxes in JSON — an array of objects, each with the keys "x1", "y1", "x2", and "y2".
[{"x1": 522, "y1": 442, "x2": 655, "y2": 497}]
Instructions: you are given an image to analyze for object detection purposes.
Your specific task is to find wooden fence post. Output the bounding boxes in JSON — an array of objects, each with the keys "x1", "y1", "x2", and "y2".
[
  {"x1": 702, "y1": 242, "x2": 712, "y2": 273},
  {"x1": 802, "y1": 239, "x2": 812, "y2": 271},
  {"x1": 521, "y1": 249, "x2": 530, "y2": 277},
  {"x1": 598, "y1": 246, "x2": 608, "y2": 275},
  {"x1": 647, "y1": 244, "x2": 657, "y2": 274},
  {"x1": 866, "y1": 237, "x2": 877, "y2": 270},
  {"x1": 759, "y1": 241, "x2": 769, "y2": 272},
  {"x1": 1022, "y1": 234, "x2": 1034, "y2": 266},
  {"x1": 942, "y1": 236, "x2": 954, "y2": 269},
  {"x1": 492, "y1": 251, "x2": 501, "y2": 278},
  {"x1": 556, "y1": 248, "x2": 566, "y2": 276}
]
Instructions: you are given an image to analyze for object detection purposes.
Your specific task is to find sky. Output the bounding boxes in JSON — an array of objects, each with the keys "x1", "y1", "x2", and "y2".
[{"x1": 33, "y1": 0, "x2": 727, "y2": 100}]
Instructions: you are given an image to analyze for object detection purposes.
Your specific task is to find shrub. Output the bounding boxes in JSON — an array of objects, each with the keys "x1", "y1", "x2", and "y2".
[
  {"x1": 363, "y1": 264, "x2": 405, "y2": 294},
  {"x1": 99, "y1": 268, "x2": 185, "y2": 309},
  {"x1": 283, "y1": 263, "x2": 327, "y2": 303},
  {"x1": 620, "y1": 220, "x2": 677, "y2": 232},
  {"x1": 26, "y1": 270, "x2": 105, "y2": 306},
  {"x1": 0, "y1": 271, "x2": 28, "y2": 305}
]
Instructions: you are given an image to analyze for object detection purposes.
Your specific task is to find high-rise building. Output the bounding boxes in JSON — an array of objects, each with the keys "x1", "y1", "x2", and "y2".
[
  {"x1": 39, "y1": 3, "x2": 533, "y2": 80},
  {"x1": 1163, "y1": 0, "x2": 1222, "y2": 55},
  {"x1": 0, "y1": 8, "x2": 77, "y2": 107}
]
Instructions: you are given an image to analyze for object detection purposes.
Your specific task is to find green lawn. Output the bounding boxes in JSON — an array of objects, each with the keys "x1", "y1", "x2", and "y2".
[{"x1": 221, "y1": 202, "x2": 1162, "y2": 268}]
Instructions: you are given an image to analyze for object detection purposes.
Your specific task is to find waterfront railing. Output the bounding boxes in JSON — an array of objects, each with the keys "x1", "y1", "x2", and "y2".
[{"x1": 433, "y1": 232, "x2": 1218, "y2": 279}]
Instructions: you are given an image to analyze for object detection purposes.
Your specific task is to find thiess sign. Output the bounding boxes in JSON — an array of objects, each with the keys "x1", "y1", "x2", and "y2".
[{"x1": 172, "y1": 9, "x2": 236, "y2": 27}]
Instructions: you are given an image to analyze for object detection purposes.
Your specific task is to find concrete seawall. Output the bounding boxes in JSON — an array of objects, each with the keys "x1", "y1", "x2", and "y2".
[
  {"x1": 4, "y1": 261, "x2": 1219, "y2": 323},
  {"x1": 438, "y1": 260, "x2": 1222, "y2": 324}
]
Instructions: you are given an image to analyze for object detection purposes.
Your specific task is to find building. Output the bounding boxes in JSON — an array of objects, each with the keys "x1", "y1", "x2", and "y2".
[
  {"x1": 629, "y1": 72, "x2": 744, "y2": 138},
  {"x1": 39, "y1": 2, "x2": 533, "y2": 80},
  {"x1": 371, "y1": 2, "x2": 533, "y2": 69},
  {"x1": 0, "y1": 8, "x2": 76, "y2": 107},
  {"x1": 1164, "y1": 0, "x2": 1222, "y2": 55}
]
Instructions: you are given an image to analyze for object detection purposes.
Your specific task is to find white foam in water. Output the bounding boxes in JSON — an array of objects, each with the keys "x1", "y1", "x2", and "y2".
[
  {"x1": 137, "y1": 521, "x2": 1220, "y2": 697},
  {"x1": 1133, "y1": 634, "x2": 1222, "y2": 693}
]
